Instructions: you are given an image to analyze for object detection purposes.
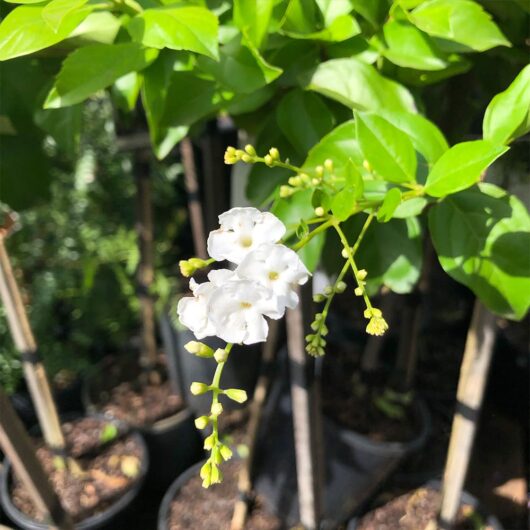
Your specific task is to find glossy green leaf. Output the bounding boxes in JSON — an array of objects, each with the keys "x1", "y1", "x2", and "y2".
[
  {"x1": 331, "y1": 164, "x2": 363, "y2": 221},
  {"x1": 410, "y1": 0, "x2": 510, "y2": 52},
  {"x1": 307, "y1": 58, "x2": 416, "y2": 113},
  {"x1": 112, "y1": 72, "x2": 142, "y2": 112},
  {"x1": 382, "y1": 19, "x2": 449, "y2": 70},
  {"x1": 197, "y1": 35, "x2": 282, "y2": 94},
  {"x1": 0, "y1": 5, "x2": 89, "y2": 60},
  {"x1": 276, "y1": 89, "x2": 334, "y2": 155},
  {"x1": 351, "y1": 215, "x2": 422, "y2": 294},
  {"x1": 377, "y1": 187, "x2": 402, "y2": 222},
  {"x1": 380, "y1": 110, "x2": 448, "y2": 165},
  {"x1": 429, "y1": 183, "x2": 530, "y2": 320},
  {"x1": 233, "y1": 0, "x2": 274, "y2": 49},
  {"x1": 350, "y1": 0, "x2": 390, "y2": 28},
  {"x1": 316, "y1": 0, "x2": 354, "y2": 25},
  {"x1": 283, "y1": 15, "x2": 361, "y2": 42},
  {"x1": 68, "y1": 12, "x2": 121, "y2": 44},
  {"x1": 44, "y1": 43, "x2": 158, "y2": 108},
  {"x1": 356, "y1": 113, "x2": 417, "y2": 183},
  {"x1": 127, "y1": 6, "x2": 219, "y2": 59},
  {"x1": 282, "y1": 0, "x2": 319, "y2": 33},
  {"x1": 483, "y1": 65, "x2": 530, "y2": 146},
  {"x1": 42, "y1": 0, "x2": 88, "y2": 32},
  {"x1": 393, "y1": 197, "x2": 428, "y2": 218},
  {"x1": 424, "y1": 140, "x2": 508, "y2": 197},
  {"x1": 303, "y1": 120, "x2": 364, "y2": 178}
]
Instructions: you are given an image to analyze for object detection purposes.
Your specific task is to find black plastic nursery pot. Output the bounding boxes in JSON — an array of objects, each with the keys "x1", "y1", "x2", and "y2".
[
  {"x1": 0, "y1": 426, "x2": 149, "y2": 530},
  {"x1": 254, "y1": 379, "x2": 431, "y2": 529},
  {"x1": 174, "y1": 328, "x2": 262, "y2": 417},
  {"x1": 83, "y1": 357, "x2": 204, "y2": 491},
  {"x1": 347, "y1": 481, "x2": 504, "y2": 530}
]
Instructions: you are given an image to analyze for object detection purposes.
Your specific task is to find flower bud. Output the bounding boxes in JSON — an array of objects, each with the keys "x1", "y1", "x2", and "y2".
[
  {"x1": 279, "y1": 185, "x2": 294, "y2": 198},
  {"x1": 336, "y1": 281, "x2": 347, "y2": 293},
  {"x1": 195, "y1": 415, "x2": 210, "y2": 429},
  {"x1": 264, "y1": 154, "x2": 274, "y2": 166},
  {"x1": 241, "y1": 153, "x2": 252, "y2": 163},
  {"x1": 203, "y1": 434, "x2": 215, "y2": 450},
  {"x1": 315, "y1": 206, "x2": 325, "y2": 217},
  {"x1": 288, "y1": 176, "x2": 301, "y2": 187},
  {"x1": 324, "y1": 159, "x2": 333, "y2": 172},
  {"x1": 363, "y1": 160, "x2": 372, "y2": 172},
  {"x1": 357, "y1": 269, "x2": 367, "y2": 281},
  {"x1": 224, "y1": 388, "x2": 248, "y2": 403},
  {"x1": 200, "y1": 461, "x2": 211, "y2": 481},
  {"x1": 313, "y1": 293, "x2": 325, "y2": 303},
  {"x1": 210, "y1": 463, "x2": 222, "y2": 485},
  {"x1": 354, "y1": 287, "x2": 363, "y2": 296},
  {"x1": 311, "y1": 178, "x2": 320, "y2": 185},
  {"x1": 366, "y1": 316, "x2": 389, "y2": 336},
  {"x1": 219, "y1": 444, "x2": 233, "y2": 461},
  {"x1": 179, "y1": 259, "x2": 194, "y2": 277},
  {"x1": 184, "y1": 341, "x2": 214, "y2": 358},
  {"x1": 315, "y1": 165, "x2": 324, "y2": 177},
  {"x1": 324, "y1": 285, "x2": 333, "y2": 296},
  {"x1": 190, "y1": 382, "x2": 209, "y2": 395},
  {"x1": 214, "y1": 348, "x2": 228, "y2": 363},
  {"x1": 269, "y1": 147, "x2": 280, "y2": 160},
  {"x1": 211, "y1": 402, "x2": 223, "y2": 416},
  {"x1": 244, "y1": 144, "x2": 256, "y2": 156},
  {"x1": 341, "y1": 248, "x2": 350, "y2": 258}
]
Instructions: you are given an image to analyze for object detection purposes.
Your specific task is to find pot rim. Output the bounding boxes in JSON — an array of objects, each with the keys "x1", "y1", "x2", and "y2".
[{"x1": 0, "y1": 428, "x2": 149, "y2": 530}]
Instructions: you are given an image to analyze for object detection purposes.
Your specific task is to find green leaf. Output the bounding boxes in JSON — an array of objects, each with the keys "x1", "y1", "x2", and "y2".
[
  {"x1": 410, "y1": 0, "x2": 510, "y2": 52},
  {"x1": 44, "y1": 43, "x2": 159, "y2": 108},
  {"x1": 42, "y1": 0, "x2": 88, "y2": 32},
  {"x1": 233, "y1": 0, "x2": 274, "y2": 49},
  {"x1": 276, "y1": 89, "x2": 334, "y2": 155},
  {"x1": 316, "y1": 0, "x2": 354, "y2": 25},
  {"x1": 350, "y1": 0, "x2": 390, "y2": 28},
  {"x1": 356, "y1": 113, "x2": 417, "y2": 183},
  {"x1": 0, "y1": 5, "x2": 89, "y2": 61},
  {"x1": 112, "y1": 72, "x2": 142, "y2": 113},
  {"x1": 282, "y1": 0, "x2": 319, "y2": 33},
  {"x1": 142, "y1": 52, "x2": 190, "y2": 159},
  {"x1": 127, "y1": 6, "x2": 219, "y2": 59},
  {"x1": 303, "y1": 120, "x2": 364, "y2": 178},
  {"x1": 283, "y1": 15, "x2": 361, "y2": 42},
  {"x1": 380, "y1": 110, "x2": 448, "y2": 165},
  {"x1": 424, "y1": 140, "x2": 508, "y2": 197},
  {"x1": 429, "y1": 183, "x2": 530, "y2": 320},
  {"x1": 68, "y1": 12, "x2": 121, "y2": 45},
  {"x1": 197, "y1": 35, "x2": 282, "y2": 94},
  {"x1": 331, "y1": 163, "x2": 363, "y2": 221},
  {"x1": 351, "y1": 215, "x2": 422, "y2": 294},
  {"x1": 483, "y1": 65, "x2": 530, "y2": 146},
  {"x1": 100, "y1": 423, "x2": 119, "y2": 444},
  {"x1": 307, "y1": 58, "x2": 416, "y2": 113},
  {"x1": 377, "y1": 187, "x2": 402, "y2": 222},
  {"x1": 393, "y1": 197, "x2": 427, "y2": 218},
  {"x1": 382, "y1": 18, "x2": 450, "y2": 71}
]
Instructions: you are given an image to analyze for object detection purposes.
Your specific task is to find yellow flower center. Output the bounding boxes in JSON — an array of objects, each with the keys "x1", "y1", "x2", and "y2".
[
  {"x1": 240, "y1": 301, "x2": 252, "y2": 309},
  {"x1": 240, "y1": 236, "x2": 253, "y2": 248},
  {"x1": 268, "y1": 271, "x2": 279, "y2": 281}
]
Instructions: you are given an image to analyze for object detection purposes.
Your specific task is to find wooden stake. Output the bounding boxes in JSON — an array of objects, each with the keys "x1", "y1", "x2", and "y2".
[
  {"x1": 286, "y1": 284, "x2": 322, "y2": 530},
  {"x1": 135, "y1": 166, "x2": 158, "y2": 372},
  {"x1": 180, "y1": 138, "x2": 208, "y2": 259},
  {"x1": 0, "y1": 389, "x2": 73, "y2": 530},
  {"x1": 230, "y1": 320, "x2": 280, "y2": 530},
  {"x1": 0, "y1": 234, "x2": 65, "y2": 451},
  {"x1": 437, "y1": 300, "x2": 497, "y2": 529}
]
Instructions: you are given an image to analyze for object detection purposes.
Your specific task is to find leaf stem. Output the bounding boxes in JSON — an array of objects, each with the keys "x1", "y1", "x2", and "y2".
[{"x1": 290, "y1": 218, "x2": 334, "y2": 251}]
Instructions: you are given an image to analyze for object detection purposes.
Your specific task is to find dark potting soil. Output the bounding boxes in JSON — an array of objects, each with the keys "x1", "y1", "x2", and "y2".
[
  {"x1": 321, "y1": 340, "x2": 419, "y2": 443},
  {"x1": 102, "y1": 380, "x2": 183, "y2": 426},
  {"x1": 167, "y1": 460, "x2": 284, "y2": 530},
  {"x1": 356, "y1": 487, "x2": 495, "y2": 530},
  {"x1": 11, "y1": 419, "x2": 143, "y2": 523}
]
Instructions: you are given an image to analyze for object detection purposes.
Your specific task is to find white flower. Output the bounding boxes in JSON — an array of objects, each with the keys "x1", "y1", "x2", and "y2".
[
  {"x1": 236, "y1": 243, "x2": 309, "y2": 314},
  {"x1": 177, "y1": 269, "x2": 235, "y2": 339},
  {"x1": 207, "y1": 207, "x2": 286, "y2": 264},
  {"x1": 208, "y1": 280, "x2": 282, "y2": 344}
]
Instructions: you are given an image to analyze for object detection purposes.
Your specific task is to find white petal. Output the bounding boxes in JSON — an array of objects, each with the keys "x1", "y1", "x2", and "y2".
[{"x1": 243, "y1": 312, "x2": 269, "y2": 344}]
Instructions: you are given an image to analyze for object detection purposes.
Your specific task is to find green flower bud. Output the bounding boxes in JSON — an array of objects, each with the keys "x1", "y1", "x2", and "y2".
[
  {"x1": 190, "y1": 382, "x2": 209, "y2": 396},
  {"x1": 203, "y1": 434, "x2": 215, "y2": 450},
  {"x1": 211, "y1": 402, "x2": 223, "y2": 416},
  {"x1": 324, "y1": 285, "x2": 333, "y2": 296},
  {"x1": 315, "y1": 165, "x2": 324, "y2": 177},
  {"x1": 179, "y1": 260, "x2": 194, "y2": 277},
  {"x1": 214, "y1": 348, "x2": 228, "y2": 363},
  {"x1": 313, "y1": 294, "x2": 325, "y2": 303},
  {"x1": 279, "y1": 185, "x2": 294, "y2": 198},
  {"x1": 357, "y1": 269, "x2": 367, "y2": 281},
  {"x1": 244, "y1": 144, "x2": 256, "y2": 156},
  {"x1": 324, "y1": 159, "x2": 333, "y2": 172},
  {"x1": 210, "y1": 463, "x2": 222, "y2": 485},
  {"x1": 264, "y1": 154, "x2": 274, "y2": 166},
  {"x1": 241, "y1": 153, "x2": 252, "y2": 163},
  {"x1": 336, "y1": 281, "x2": 347, "y2": 293},
  {"x1": 184, "y1": 341, "x2": 214, "y2": 358},
  {"x1": 195, "y1": 415, "x2": 210, "y2": 429},
  {"x1": 269, "y1": 147, "x2": 280, "y2": 160},
  {"x1": 219, "y1": 444, "x2": 233, "y2": 461},
  {"x1": 315, "y1": 206, "x2": 325, "y2": 217},
  {"x1": 224, "y1": 388, "x2": 248, "y2": 404}
]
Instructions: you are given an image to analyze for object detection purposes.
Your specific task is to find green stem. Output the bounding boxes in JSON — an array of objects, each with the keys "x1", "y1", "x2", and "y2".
[
  {"x1": 333, "y1": 220, "x2": 373, "y2": 311},
  {"x1": 291, "y1": 218, "x2": 334, "y2": 251}
]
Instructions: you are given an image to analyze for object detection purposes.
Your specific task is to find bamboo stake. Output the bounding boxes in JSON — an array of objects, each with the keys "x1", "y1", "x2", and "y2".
[
  {"x1": 0, "y1": 389, "x2": 73, "y2": 530},
  {"x1": 135, "y1": 166, "x2": 158, "y2": 374},
  {"x1": 230, "y1": 320, "x2": 280, "y2": 530},
  {"x1": 0, "y1": 232, "x2": 65, "y2": 452},
  {"x1": 286, "y1": 284, "x2": 322, "y2": 530},
  {"x1": 180, "y1": 137, "x2": 208, "y2": 260},
  {"x1": 437, "y1": 300, "x2": 497, "y2": 530}
]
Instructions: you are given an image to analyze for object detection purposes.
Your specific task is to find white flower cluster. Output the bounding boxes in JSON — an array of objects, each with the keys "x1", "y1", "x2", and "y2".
[{"x1": 178, "y1": 207, "x2": 309, "y2": 345}]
